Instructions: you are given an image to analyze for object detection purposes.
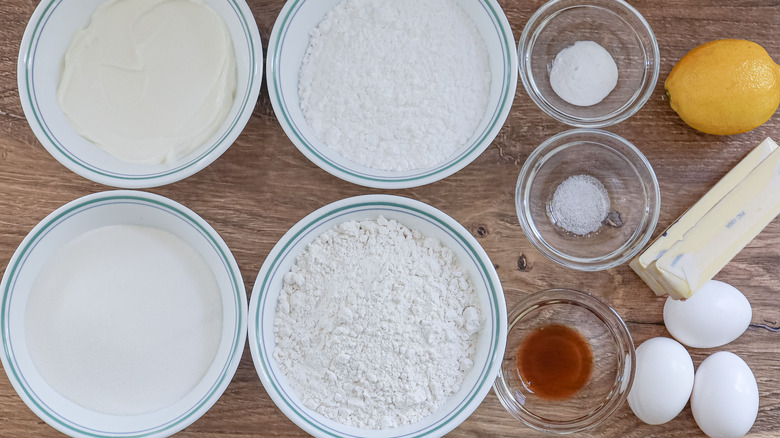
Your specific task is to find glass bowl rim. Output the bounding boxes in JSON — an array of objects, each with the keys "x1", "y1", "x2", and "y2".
[
  {"x1": 514, "y1": 128, "x2": 661, "y2": 271},
  {"x1": 517, "y1": 0, "x2": 661, "y2": 128},
  {"x1": 493, "y1": 288, "x2": 636, "y2": 434}
]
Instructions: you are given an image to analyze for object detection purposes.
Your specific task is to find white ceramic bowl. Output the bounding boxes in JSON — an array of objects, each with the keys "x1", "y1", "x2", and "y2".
[
  {"x1": 248, "y1": 195, "x2": 507, "y2": 437},
  {"x1": 18, "y1": 0, "x2": 263, "y2": 188},
  {"x1": 266, "y1": 0, "x2": 517, "y2": 189},
  {"x1": 0, "y1": 191, "x2": 247, "y2": 437}
]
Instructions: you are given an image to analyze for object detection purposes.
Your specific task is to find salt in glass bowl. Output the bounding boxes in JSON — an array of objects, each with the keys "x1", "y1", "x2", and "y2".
[
  {"x1": 518, "y1": 0, "x2": 660, "y2": 127},
  {"x1": 493, "y1": 288, "x2": 635, "y2": 434},
  {"x1": 18, "y1": 0, "x2": 263, "y2": 188},
  {"x1": 515, "y1": 129, "x2": 660, "y2": 271},
  {"x1": 248, "y1": 194, "x2": 507, "y2": 437},
  {"x1": 266, "y1": 0, "x2": 517, "y2": 189}
]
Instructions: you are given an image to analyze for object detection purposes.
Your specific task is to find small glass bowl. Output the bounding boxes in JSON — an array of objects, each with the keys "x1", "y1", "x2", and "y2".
[
  {"x1": 515, "y1": 129, "x2": 660, "y2": 271},
  {"x1": 518, "y1": 0, "x2": 660, "y2": 127},
  {"x1": 493, "y1": 289, "x2": 635, "y2": 434}
]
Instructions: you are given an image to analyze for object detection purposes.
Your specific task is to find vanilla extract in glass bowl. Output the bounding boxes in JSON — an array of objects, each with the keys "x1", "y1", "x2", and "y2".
[
  {"x1": 516, "y1": 323, "x2": 594, "y2": 400},
  {"x1": 493, "y1": 289, "x2": 635, "y2": 434}
]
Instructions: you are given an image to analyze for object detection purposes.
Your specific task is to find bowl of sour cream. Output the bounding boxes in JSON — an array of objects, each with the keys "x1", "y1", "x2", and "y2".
[
  {"x1": 18, "y1": 0, "x2": 263, "y2": 188},
  {"x1": 517, "y1": 0, "x2": 660, "y2": 127}
]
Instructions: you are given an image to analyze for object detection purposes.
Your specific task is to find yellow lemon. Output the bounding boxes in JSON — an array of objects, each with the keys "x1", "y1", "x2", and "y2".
[{"x1": 665, "y1": 39, "x2": 780, "y2": 135}]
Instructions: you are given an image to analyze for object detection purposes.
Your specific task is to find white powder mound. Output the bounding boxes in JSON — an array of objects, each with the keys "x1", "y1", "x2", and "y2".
[
  {"x1": 273, "y1": 216, "x2": 483, "y2": 429},
  {"x1": 551, "y1": 174, "x2": 611, "y2": 235},
  {"x1": 549, "y1": 40, "x2": 619, "y2": 107},
  {"x1": 298, "y1": 0, "x2": 491, "y2": 172}
]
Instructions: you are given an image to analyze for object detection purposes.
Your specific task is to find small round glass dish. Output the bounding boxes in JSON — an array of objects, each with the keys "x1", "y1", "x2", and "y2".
[
  {"x1": 515, "y1": 129, "x2": 660, "y2": 271},
  {"x1": 493, "y1": 289, "x2": 635, "y2": 434},
  {"x1": 518, "y1": 0, "x2": 660, "y2": 127}
]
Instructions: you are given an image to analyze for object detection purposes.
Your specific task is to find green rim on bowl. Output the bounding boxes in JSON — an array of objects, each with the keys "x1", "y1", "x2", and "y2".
[
  {"x1": 0, "y1": 191, "x2": 247, "y2": 437},
  {"x1": 17, "y1": 0, "x2": 263, "y2": 188},
  {"x1": 266, "y1": 0, "x2": 518, "y2": 189},
  {"x1": 248, "y1": 195, "x2": 507, "y2": 437}
]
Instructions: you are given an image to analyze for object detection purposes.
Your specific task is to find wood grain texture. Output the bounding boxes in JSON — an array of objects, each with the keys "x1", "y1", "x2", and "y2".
[{"x1": 1, "y1": 0, "x2": 779, "y2": 436}]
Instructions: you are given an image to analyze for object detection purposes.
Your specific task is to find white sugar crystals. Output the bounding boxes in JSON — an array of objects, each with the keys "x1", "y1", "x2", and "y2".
[
  {"x1": 551, "y1": 174, "x2": 611, "y2": 235},
  {"x1": 25, "y1": 225, "x2": 222, "y2": 415}
]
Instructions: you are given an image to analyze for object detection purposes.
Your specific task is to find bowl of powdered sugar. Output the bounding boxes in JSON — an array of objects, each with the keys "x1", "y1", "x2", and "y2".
[
  {"x1": 0, "y1": 191, "x2": 247, "y2": 437},
  {"x1": 266, "y1": 0, "x2": 517, "y2": 188},
  {"x1": 515, "y1": 129, "x2": 660, "y2": 271},
  {"x1": 249, "y1": 195, "x2": 507, "y2": 437}
]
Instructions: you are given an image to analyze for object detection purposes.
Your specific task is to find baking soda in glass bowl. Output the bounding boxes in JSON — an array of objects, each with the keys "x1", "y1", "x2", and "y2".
[
  {"x1": 549, "y1": 41, "x2": 619, "y2": 106},
  {"x1": 517, "y1": 0, "x2": 659, "y2": 127}
]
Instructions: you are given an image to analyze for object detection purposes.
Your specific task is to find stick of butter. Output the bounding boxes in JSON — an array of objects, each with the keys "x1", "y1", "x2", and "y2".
[{"x1": 631, "y1": 137, "x2": 779, "y2": 299}]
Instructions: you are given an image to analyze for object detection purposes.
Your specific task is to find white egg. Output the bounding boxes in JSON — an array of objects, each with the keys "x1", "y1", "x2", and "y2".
[
  {"x1": 664, "y1": 280, "x2": 751, "y2": 348},
  {"x1": 691, "y1": 351, "x2": 759, "y2": 438},
  {"x1": 627, "y1": 337, "x2": 694, "y2": 425}
]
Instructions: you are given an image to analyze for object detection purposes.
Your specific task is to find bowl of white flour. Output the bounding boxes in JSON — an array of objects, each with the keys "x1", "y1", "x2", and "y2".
[
  {"x1": 249, "y1": 195, "x2": 507, "y2": 437},
  {"x1": 0, "y1": 191, "x2": 247, "y2": 437},
  {"x1": 18, "y1": 0, "x2": 263, "y2": 188},
  {"x1": 266, "y1": 0, "x2": 517, "y2": 189}
]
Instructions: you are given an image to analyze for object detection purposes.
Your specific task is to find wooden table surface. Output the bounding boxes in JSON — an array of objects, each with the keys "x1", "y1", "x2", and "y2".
[{"x1": 1, "y1": 0, "x2": 779, "y2": 437}]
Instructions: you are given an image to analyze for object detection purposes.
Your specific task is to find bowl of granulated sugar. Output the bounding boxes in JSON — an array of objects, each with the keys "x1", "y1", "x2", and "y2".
[
  {"x1": 266, "y1": 0, "x2": 517, "y2": 189},
  {"x1": 249, "y1": 194, "x2": 507, "y2": 437},
  {"x1": 515, "y1": 129, "x2": 660, "y2": 271},
  {"x1": 0, "y1": 191, "x2": 246, "y2": 437}
]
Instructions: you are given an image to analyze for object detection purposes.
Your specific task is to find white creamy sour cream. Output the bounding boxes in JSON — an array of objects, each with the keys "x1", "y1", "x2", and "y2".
[{"x1": 57, "y1": 0, "x2": 237, "y2": 164}]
